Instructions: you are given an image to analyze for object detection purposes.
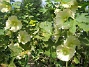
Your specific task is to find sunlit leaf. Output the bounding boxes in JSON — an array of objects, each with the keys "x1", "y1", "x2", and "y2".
[
  {"x1": 0, "y1": 29, "x2": 4, "y2": 35},
  {"x1": 69, "y1": 20, "x2": 76, "y2": 34},
  {"x1": 12, "y1": 2, "x2": 21, "y2": 8},
  {"x1": 9, "y1": 44, "x2": 23, "y2": 57},
  {"x1": 73, "y1": 57, "x2": 80, "y2": 64},
  {"x1": 76, "y1": 13, "x2": 89, "y2": 24}
]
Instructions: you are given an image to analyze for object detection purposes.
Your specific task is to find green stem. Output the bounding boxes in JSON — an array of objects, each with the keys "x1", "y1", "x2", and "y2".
[
  {"x1": 66, "y1": 61, "x2": 68, "y2": 67},
  {"x1": 49, "y1": 45, "x2": 53, "y2": 66},
  {"x1": 50, "y1": 46, "x2": 52, "y2": 65},
  {"x1": 24, "y1": 55, "x2": 29, "y2": 67}
]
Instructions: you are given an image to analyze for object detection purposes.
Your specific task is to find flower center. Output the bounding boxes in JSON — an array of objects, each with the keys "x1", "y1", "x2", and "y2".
[
  {"x1": 62, "y1": 47, "x2": 70, "y2": 55},
  {"x1": 12, "y1": 21, "x2": 17, "y2": 26}
]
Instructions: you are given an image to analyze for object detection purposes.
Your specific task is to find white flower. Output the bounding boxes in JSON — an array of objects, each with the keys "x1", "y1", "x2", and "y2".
[
  {"x1": 17, "y1": 30, "x2": 30, "y2": 44},
  {"x1": 0, "y1": 0, "x2": 10, "y2": 3},
  {"x1": 16, "y1": 55, "x2": 22, "y2": 59},
  {"x1": 14, "y1": 43, "x2": 20, "y2": 47},
  {"x1": 61, "y1": 4, "x2": 70, "y2": 8},
  {"x1": 0, "y1": 1, "x2": 11, "y2": 13},
  {"x1": 8, "y1": 42, "x2": 20, "y2": 47},
  {"x1": 56, "y1": 45, "x2": 76, "y2": 61},
  {"x1": 54, "y1": 9, "x2": 60, "y2": 14},
  {"x1": 54, "y1": 9, "x2": 74, "y2": 29},
  {"x1": 60, "y1": 0, "x2": 78, "y2": 19},
  {"x1": 16, "y1": 50, "x2": 31, "y2": 59},
  {"x1": 64, "y1": 36, "x2": 80, "y2": 48},
  {"x1": 1, "y1": 8, "x2": 9, "y2": 12},
  {"x1": 61, "y1": 0, "x2": 78, "y2": 8},
  {"x1": 5, "y1": 16, "x2": 22, "y2": 32}
]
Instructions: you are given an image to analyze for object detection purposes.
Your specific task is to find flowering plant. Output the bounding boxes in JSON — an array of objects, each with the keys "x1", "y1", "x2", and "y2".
[{"x1": 0, "y1": 0, "x2": 89, "y2": 67}]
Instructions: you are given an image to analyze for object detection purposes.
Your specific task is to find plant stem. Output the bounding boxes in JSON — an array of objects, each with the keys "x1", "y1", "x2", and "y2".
[
  {"x1": 24, "y1": 55, "x2": 29, "y2": 67},
  {"x1": 50, "y1": 46, "x2": 52, "y2": 65},
  {"x1": 66, "y1": 61, "x2": 68, "y2": 67}
]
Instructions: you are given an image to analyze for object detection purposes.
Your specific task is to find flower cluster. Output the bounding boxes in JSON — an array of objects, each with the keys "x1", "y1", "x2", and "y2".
[
  {"x1": 5, "y1": 15, "x2": 30, "y2": 44},
  {"x1": 0, "y1": 0, "x2": 11, "y2": 13},
  {"x1": 56, "y1": 36, "x2": 80, "y2": 61},
  {"x1": 54, "y1": 0, "x2": 79, "y2": 29}
]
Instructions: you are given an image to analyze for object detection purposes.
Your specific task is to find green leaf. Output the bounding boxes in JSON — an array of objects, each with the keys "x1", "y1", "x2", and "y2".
[
  {"x1": 26, "y1": 64, "x2": 30, "y2": 67},
  {"x1": 29, "y1": 20, "x2": 37, "y2": 26},
  {"x1": 55, "y1": 0, "x2": 71, "y2": 3},
  {"x1": 55, "y1": 0, "x2": 61, "y2": 2},
  {"x1": 62, "y1": 0, "x2": 71, "y2": 3},
  {"x1": 44, "y1": 49, "x2": 56, "y2": 58},
  {"x1": 8, "y1": 62, "x2": 16, "y2": 67},
  {"x1": 53, "y1": 26, "x2": 60, "y2": 43},
  {"x1": 0, "y1": 29, "x2": 4, "y2": 35},
  {"x1": 73, "y1": 57, "x2": 80, "y2": 64},
  {"x1": 69, "y1": 20, "x2": 76, "y2": 34},
  {"x1": 38, "y1": 21, "x2": 53, "y2": 41},
  {"x1": 35, "y1": 32, "x2": 51, "y2": 41},
  {"x1": 75, "y1": 13, "x2": 89, "y2": 32},
  {"x1": 12, "y1": 2, "x2": 21, "y2": 8},
  {"x1": 79, "y1": 36, "x2": 89, "y2": 46},
  {"x1": 78, "y1": 22, "x2": 89, "y2": 32},
  {"x1": 44, "y1": 50, "x2": 50, "y2": 57},
  {"x1": 9, "y1": 44, "x2": 23, "y2": 57},
  {"x1": 39, "y1": 21, "x2": 52, "y2": 34},
  {"x1": 76, "y1": 13, "x2": 89, "y2": 24}
]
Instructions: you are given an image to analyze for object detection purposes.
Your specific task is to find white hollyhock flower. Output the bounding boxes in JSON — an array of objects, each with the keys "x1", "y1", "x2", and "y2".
[
  {"x1": 1, "y1": 8, "x2": 9, "y2": 12},
  {"x1": 0, "y1": 1, "x2": 11, "y2": 13},
  {"x1": 64, "y1": 36, "x2": 80, "y2": 48},
  {"x1": 0, "y1": 0, "x2": 10, "y2": 3},
  {"x1": 54, "y1": 9, "x2": 74, "y2": 29},
  {"x1": 14, "y1": 43, "x2": 20, "y2": 47},
  {"x1": 16, "y1": 55, "x2": 22, "y2": 59},
  {"x1": 60, "y1": 0, "x2": 78, "y2": 19},
  {"x1": 16, "y1": 50, "x2": 30, "y2": 59},
  {"x1": 54, "y1": 9, "x2": 60, "y2": 14},
  {"x1": 17, "y1": 30, "x2": 30, "y2": 44},
  {"x1": 56, "y1": 45, "x2": 76, "y2": 61},
  {"x1": 61, "y1": 0, "x2": 78, "y2": 8},
  {"x1": 5, "y1": 16, "x2": 22, "y2": 32},
  {"x1": 61, "y1": 4, "x2": 70, "y2": 8}
]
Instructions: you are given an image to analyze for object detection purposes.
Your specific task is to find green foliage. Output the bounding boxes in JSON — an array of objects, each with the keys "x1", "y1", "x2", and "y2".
[
  {"x1": 73, "y1": 57, "x2": 80, "y2": 64},
  {"x1": 76, "y1": 13, "x2": 89, "y2": 23},
  {"x1": 69, "y1": 20, "x2": 77, "y2": 34},
  {"x1": 0, "y1": 0, "x2": 89, "y2": 67},
  {"x1": 0, "y1": 29, "x2": 4, "y2": 35},
  {"x1": 8, "y1": 44, "x2": 23, "y2": 57},
  {"x1": 55, "y1": 0, "x2": 71, "y2": 2},
  {"x1": 12, "y1": 1, "x2": 21, "y2": 8},
  {"x1": 76, "y1": 13, "x2": 89, "y2": 31}
]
